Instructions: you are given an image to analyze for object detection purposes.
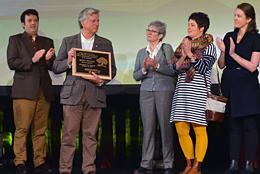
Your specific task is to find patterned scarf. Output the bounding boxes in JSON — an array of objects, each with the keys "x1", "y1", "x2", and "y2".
[{"x1": 173, "y1": 33, "x2": 213, "y2": 82}]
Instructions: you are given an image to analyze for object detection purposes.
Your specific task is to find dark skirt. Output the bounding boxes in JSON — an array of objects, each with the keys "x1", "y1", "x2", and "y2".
[{"x1": 221, "y1": 67, "x2": 260, "y2": 117}]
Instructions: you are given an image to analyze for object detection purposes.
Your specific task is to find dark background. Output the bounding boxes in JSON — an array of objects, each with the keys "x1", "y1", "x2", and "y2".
[{"x1": 0, "y1": 85, "x2": 259, "y2": 173}]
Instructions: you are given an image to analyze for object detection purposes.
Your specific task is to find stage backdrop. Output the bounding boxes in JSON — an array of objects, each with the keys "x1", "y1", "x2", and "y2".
[{"x1": 0, "y1": 0, "x2": 259, "y2": 85}]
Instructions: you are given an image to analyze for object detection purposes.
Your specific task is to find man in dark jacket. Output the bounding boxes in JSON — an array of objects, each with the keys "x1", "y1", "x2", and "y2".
[{"x1": 7, "y1": 9, "x2": 55, "y2": 174}]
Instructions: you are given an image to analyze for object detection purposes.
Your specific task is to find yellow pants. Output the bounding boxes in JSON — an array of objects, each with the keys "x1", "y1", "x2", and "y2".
[{"x1": 175, "y1": 122, "x2": 208, "y2": 162}]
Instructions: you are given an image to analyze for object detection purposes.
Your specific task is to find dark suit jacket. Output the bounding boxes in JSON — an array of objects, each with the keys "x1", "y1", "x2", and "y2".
[
  {"x1": 7, "y1": 32, "x2": 55, "y2": 102},
  {"x1": 53, "y1": 33, "x2": 117, "y2": 108}
]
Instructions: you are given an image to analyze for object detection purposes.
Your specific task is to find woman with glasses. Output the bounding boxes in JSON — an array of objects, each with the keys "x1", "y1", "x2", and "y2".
[
  {"x1": 170, "y1": 12, "x2": 217, "y2": 174},
  {"x1": 133, "y1": 21, "x2": 177, "y2": 174},
  {"x1": 216, "y1": 3, "x2": 260, "y2": 174}
]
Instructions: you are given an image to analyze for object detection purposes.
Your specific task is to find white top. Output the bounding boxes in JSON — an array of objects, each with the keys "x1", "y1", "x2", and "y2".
[
  {"x1": 81, "y1": 33, "x2": 95, "y2": 50},
  {"x1": 146, "y1": 41, "x2": 162, "y2": 58}
]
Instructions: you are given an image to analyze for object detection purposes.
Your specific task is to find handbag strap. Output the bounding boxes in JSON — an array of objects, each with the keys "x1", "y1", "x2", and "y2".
[
  {"x1": 216, "y1": 65, "x2": 224, "y2": 96},
  {"x1": 161, "y1": 43, "x2": 169, "y2": 63},
  {"x1": 203, "y1": 64, "x2": 224, "y2": 96},
  {"x1": 161, "y1": 43, "x2": 166, "y2": 58}
]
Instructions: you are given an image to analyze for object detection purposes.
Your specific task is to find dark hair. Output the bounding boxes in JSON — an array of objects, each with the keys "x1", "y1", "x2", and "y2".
[
  {"x1": 237, "y1": 3, "x2": 258, "y2": 33},
  {"x1": 20, "y1": 9, "x2": 39, "y2": 23},
  {"x1": 188, "y1": 12, "x2": 210, "y2": 33}
]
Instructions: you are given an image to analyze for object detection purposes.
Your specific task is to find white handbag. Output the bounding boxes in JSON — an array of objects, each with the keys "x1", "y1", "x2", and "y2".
[{"x1": 204, "y1": 66, "x2": 228, "y2": 122}]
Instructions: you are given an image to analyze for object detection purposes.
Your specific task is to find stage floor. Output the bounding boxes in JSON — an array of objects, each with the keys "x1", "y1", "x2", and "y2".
[{"x1": 0, "y1": 168, "x2": 231, "y2": 174}]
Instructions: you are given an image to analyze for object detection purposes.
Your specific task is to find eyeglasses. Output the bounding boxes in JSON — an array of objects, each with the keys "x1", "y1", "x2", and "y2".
[{"x1": 146, "y1": 29, "x2": 160, "y2": 34}]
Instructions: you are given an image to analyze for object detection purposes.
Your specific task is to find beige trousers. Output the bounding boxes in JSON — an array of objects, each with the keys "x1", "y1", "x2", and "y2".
[
  {"x1": 13, "y1": 90, "x2": 50, "y2": 167},
  {"x1": 59, "y1": 101, "x2": 101, "y2": 174}
]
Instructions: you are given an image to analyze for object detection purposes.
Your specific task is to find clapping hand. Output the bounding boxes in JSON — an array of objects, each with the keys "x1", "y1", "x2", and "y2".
[
  {"x1": 45, "y1": 48, "x2": 55, "y2": 61},
  {"x1": 182, "y1": 37, "x2": 192, "y2": 58},
  {"x1": 229, "y1": 37, "x2": 236, "y2": 58},
  {"x1": 32, "y1": 49, "x2": 46, "y2": 63},
  {"x1": 143, "y1": 58, "x2": 148, "y2": 70},
  {"x1": 216, "y1": 37, "x2": 225, "y2": 52},
  {"x1": 144, "y1": 57, "x2": 157, "y2": 70},
  {"x1": 180, "y1": 44, "x2": 187, "y2": 59},
  {"x1": 152, "y1": 58, "x2": 158, "y2": 70}
]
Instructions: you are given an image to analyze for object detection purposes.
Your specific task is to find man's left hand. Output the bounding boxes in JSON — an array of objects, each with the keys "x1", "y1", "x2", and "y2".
[
  {"x1": 45, "y1": 48, "x2": 55, "y2": 60},
  {"x1": 81, "y1": 72, "x2": 104, "y2": 86}
]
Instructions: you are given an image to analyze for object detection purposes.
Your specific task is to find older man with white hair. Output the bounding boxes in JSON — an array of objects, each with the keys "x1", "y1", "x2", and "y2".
[{"x1": 53, "y1": 8, "x2": 117, "y2": 174}]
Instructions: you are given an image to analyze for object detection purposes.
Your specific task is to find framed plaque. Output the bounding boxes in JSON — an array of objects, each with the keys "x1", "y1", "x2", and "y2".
[{"x1": 72, "y1": 48, "x2": 112, "y2": 80}]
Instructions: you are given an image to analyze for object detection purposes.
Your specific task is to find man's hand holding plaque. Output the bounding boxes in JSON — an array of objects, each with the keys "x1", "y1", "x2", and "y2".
[
  {"x1": 67, "y1": 48, "x2": 74, "y2": 66},
  {"x1": 81, "y1": 72, "x2": 104, "y2": 86}
]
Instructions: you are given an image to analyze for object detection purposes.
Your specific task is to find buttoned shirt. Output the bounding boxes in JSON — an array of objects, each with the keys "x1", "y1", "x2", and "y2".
[{"x1": 146, "y1": 41, "x2": 162, "y2": 59}]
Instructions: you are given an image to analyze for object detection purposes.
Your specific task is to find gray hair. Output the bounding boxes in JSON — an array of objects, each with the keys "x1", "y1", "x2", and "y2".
[
  {"x1": 78, "y1": 8, "x2": 100, "y2": 29},
  {"x1": 148, "y1": 21, "x2": 166, "y2": 41}
]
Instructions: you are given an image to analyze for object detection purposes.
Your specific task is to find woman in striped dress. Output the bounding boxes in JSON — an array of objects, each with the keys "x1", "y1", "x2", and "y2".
[{"x1": 170, "y1": 12, "x2": 217, "y2": 174}]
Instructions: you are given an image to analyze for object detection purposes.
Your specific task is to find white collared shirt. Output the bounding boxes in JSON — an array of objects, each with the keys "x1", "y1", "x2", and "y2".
[
  {"x1": 81, "y1": 33, "x2": 95, "y2": 50},
  {"x1": 146, "y1": 41, "x2": 162, "y2": 59}
]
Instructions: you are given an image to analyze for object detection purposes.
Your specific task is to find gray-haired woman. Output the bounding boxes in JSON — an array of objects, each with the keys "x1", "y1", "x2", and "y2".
[{"x1": 133, "y1": 21, "x2": 177, "y2": 174}]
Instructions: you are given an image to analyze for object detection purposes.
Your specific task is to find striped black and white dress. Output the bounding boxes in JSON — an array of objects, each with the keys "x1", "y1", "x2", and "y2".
[{"x1": 170, "y1": 43, "x2": 217, "y2": 125}]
